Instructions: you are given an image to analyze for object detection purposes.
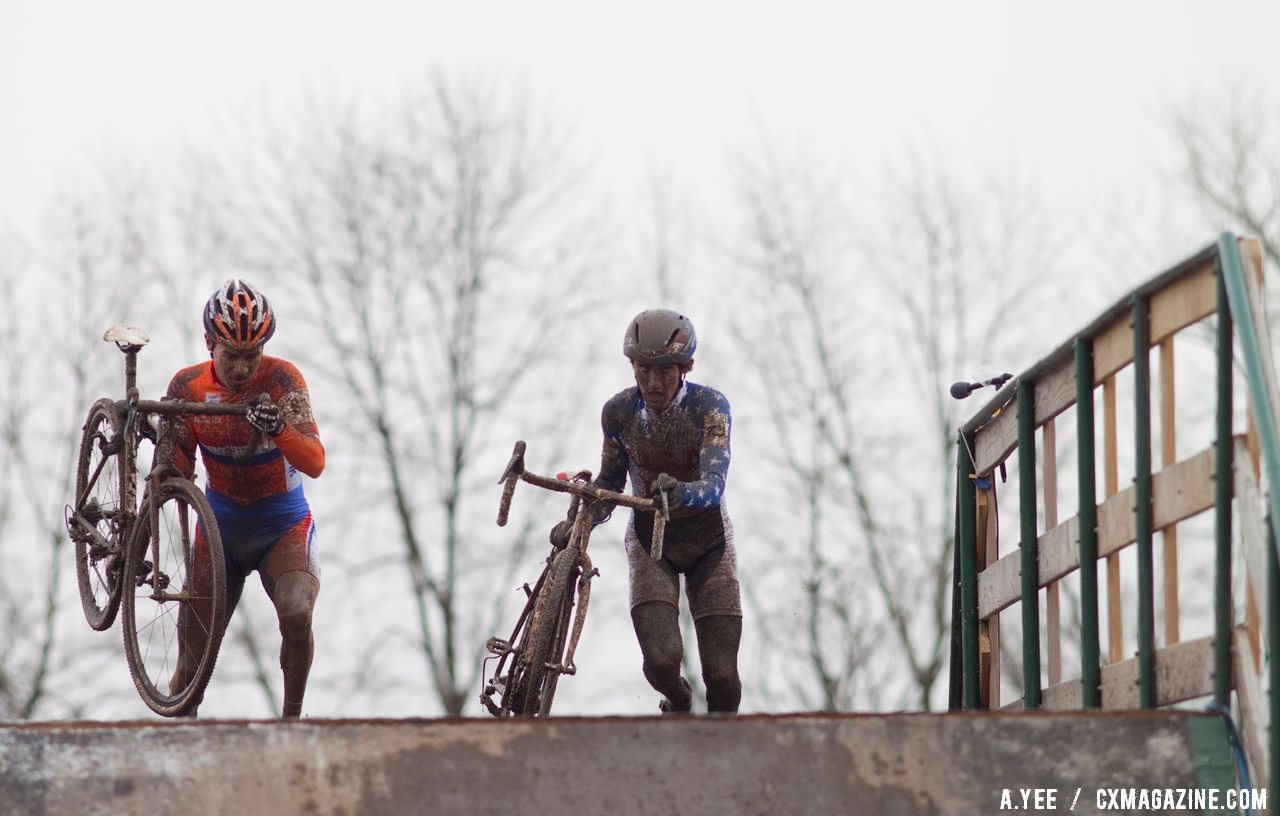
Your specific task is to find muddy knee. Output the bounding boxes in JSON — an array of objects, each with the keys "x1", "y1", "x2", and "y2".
[
  {"x1": 631, "y1": 601, "x2": 683, "y2": 677},
  {"x1": 695, "y1": 615, "x2": 742, "y2": 712}
]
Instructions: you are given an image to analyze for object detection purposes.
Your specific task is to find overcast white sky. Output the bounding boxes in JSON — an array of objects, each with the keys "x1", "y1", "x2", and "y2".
[
  {"x1": 3, "y1": 0, "x2": 1279, "y2": 235},
  {"x1": 4, "y1": 0, "x2": 1280, "y2": 718}
]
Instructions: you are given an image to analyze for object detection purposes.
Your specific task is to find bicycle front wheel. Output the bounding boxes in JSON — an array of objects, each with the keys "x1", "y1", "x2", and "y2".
[
  {"x1": 122, "y1": 479, "x2": 227, "y2": 717},
  {"x1": 70, "y1": 398, "x2": 129, "y2": 631},
  {"x1": 515, "y1": 546, "x2": 578, "y2": 716}
]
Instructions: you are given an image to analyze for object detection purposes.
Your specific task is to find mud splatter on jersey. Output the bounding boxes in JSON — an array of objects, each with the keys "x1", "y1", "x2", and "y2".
[
  {"x1": 595, "y1": 381, "x2": 731, "y2": 549},
  {"x1": 166, "y1": 357, "x2": 325, "y2": 510}
]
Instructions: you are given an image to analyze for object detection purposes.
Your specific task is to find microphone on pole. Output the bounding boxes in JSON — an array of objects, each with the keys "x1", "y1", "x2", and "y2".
[{"x1": 949, "y1": 372, "x2": 1013, "y2": 400}]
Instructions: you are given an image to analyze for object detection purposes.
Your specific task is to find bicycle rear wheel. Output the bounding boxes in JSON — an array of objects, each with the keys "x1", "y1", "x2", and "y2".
[
  {"x1": 514, "y1": 546, "x2": 578, "y2": 716},
  {"x1": 121, "y1": 479, "x2": 227, "y2": 717},
  {"x1": 69, "y1": 398, "x2": 129, "y2": 631}
]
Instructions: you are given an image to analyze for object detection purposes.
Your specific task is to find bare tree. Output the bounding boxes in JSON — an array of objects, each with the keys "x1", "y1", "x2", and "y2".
[
  {"x1": 1171, "y1": 84, "x2": 1280, "y2": 271},
  {"x1": 0, "y1": 170, "x2": 179, "y2": 718},
  {"x1": 189, "y1": 70, "x2": 608, "y2": 715},
  {"x1": 725, "y1": 146, "x2": 886, "y2": 711},
  {"x1": 727, "y1": 143, "x2": 1058, "y2": 711}
]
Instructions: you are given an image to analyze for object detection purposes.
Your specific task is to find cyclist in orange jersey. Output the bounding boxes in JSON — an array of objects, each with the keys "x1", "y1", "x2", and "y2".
[{"x1": 166, "y1": 278, "x2": 325, "y2": 718}]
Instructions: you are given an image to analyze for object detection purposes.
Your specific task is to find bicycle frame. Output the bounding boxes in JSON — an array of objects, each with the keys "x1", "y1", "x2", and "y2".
[
  {"x1": 481, "y1": 440, "x2": 668, "y2": 717},
  {"x1": 70, "y1": 325, "x2": 264, "y2": 714},
  {"x1": 115, "y1": 334, "x2": 261, "y2": 579}
]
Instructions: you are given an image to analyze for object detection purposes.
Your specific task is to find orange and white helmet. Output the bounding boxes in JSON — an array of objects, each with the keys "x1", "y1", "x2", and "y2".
[{"x1": 203, "y1": 278, "x2": 276, "y2": 349}]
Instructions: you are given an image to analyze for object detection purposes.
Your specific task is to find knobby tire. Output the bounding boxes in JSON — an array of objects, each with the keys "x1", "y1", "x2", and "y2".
[
  {"x1": 517, "y1": 545, "x2": 578, "y2": 716},
  {"x1": 72, "y1": 398, "x2": 128, "y2": 631},
  {"x1": 536, "y1": 563, "x2": 578, "y2": 716},
  {"x1": 121, "y1": 479, "x2": 227, "y2": 717}
]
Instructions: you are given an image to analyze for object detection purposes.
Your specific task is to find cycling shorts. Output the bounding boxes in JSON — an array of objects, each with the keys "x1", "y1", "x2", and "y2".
[{"x1": 625, "y1": 506, "x2": 741, "y2": 619}]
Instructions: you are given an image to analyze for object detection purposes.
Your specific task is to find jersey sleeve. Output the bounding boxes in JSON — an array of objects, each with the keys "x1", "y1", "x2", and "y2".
[
  {"x1": 595, "y1": 396, "x2": 629, "y2": 494},
  {"x1": 271, "y1": 367, "x2": 325, "y2": 479},
  {"x1": 591, "y1": 394, "x2": 633, "y2": 526},
  {"x1": 679, "y1": 390, "x2": 731, "y2": 510}
]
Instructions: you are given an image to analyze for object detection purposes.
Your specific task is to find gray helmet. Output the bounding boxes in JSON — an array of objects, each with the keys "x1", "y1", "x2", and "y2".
[{"x1": 623, "y1": 309, "x2": 697, "y2": 365}]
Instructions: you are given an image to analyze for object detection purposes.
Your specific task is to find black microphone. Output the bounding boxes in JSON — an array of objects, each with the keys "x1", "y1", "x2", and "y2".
[
  {"x1": 950, "y1": 381, "x2": 977, "y2": 399},
  {"x1": 950, "y1": 373, "x2": 1013, "y2": 400}
]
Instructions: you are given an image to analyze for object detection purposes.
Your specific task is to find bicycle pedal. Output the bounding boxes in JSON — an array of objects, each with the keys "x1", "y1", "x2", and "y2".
[{"x1": 479, "y1": 694, "x2": 503, "y2": 717}]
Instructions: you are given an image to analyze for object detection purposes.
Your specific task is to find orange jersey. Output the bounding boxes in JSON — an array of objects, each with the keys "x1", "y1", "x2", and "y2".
[{"x1": 166, "y1": 356, "x2": 325, "y2": 507}]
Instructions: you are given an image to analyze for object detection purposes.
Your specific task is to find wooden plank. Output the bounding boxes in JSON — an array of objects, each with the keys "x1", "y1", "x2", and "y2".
[
  {"x1": 1149, "y1": 263, "x2": 1216, "y2": 344},
  {"x1": 1029, "y1": 637, "x2": 1213, "y2": 712},
  {"x1": 1044, "y1": 419, "x2": 1061, "y2": 685},
  {"x1": 1233, "y1": 625, "x2": 1269, "y2": 789},
  {"x1": 976, "y1": 449, "x2": 1216, "y2": 619},
  {"x1": 1033, "y1": 679, "x2": 1083, "y2": 712},
  {"x1": 973, "y1": 398, "x2": 1017, "y2": 476},
  {"x1": 1095, "y1": 317, "x2": 1134, "y2": 383},
  {"x1": 1099, "y1": 446, "x2": 1216, "y2": 558},
  {"x1": 1160, "y1": 337, "x2": 1180, "y2": 645},
  {"x1": 1235, "y1": 437, "x2": 1269, "y2": 654},
  {"x1": 984, "y1": 486, "x2": 1000, "y2": 709},
  {"x1": 973, "y1": 363, "x2": 1077, "y2": 477},
  {"x1": 977, "y1": 487, "x2": 996, "y2": 709},
  {"x1": 1103, "y1": 376, "x2": 1123, "y2": 665},
  {"x1": 978, "y1": 518, "x2": 1077, "y2": 620},
  {"x1": 972, "y1": 363, "x2": 1075, "y2": 473},
  {"x1": 1099, "y1": 636, "x2": 1214, "y2": 710}
]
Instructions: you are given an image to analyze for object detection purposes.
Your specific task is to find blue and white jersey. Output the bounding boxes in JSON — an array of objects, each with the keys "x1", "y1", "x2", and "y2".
[{"x1": 595, "y1": 381, "x2": 732, "y2": 548}]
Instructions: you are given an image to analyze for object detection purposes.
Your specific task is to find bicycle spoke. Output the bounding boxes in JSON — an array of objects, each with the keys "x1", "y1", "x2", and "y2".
[
  {"x1": 123, "y1": 482, "x2": 226, "y2": 717},
  {"x1": 72, "y1": 399, "x2": 128, "y2": 631}
]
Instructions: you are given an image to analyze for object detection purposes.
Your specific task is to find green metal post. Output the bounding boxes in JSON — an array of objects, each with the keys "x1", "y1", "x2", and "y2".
[
  {"x1": 1217, "y1": 233, "x2": 1280, "y2": 554},
  {"x1": 1270, "y1": 519, "x2": 1279, "y2": 805},
  {"x1": 958, "y1": 433, "x2": 980, "y2": 710},
  {"x1": 1213, "y1": 262, "x2": 1233, "y2": 706},
  {"x1": 1018, "y1": 380, "x2": 1041, "y2": 708},
  {"x1": 1076, "y1": 338, "x2": 1101, "y2": 707},
  {"x1": 1132, "y1": 298, "x2": 1156, "y2": 708}
]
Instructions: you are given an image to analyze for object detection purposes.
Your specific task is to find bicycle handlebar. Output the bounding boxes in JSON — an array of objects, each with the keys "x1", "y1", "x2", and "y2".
[
  {"x1": 495, "y1": 440, "x2": 669, "y2": 560},
  {"x1": 132, "y1": 395, "x2": 268, "y2": 464},
  {"x1": 133, "y1": 399, "x2": 251, "y2": 417}
]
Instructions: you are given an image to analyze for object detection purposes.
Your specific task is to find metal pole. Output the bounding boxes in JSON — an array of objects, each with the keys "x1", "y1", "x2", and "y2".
[
  {"x1": 1076, "y1": 338, "x2": 1101, "y2": 708},
  {"x1": 1132, "y1": 298, "x2": 1156, "y2": 708},
  {"x1": 958, "y1": 432, "x2": 980, "y2": 710},
  {"x1": 1018, "y1": 380, "x2": 1041, "y2": 708},
  {"x1": 1214, "y1": 261, "x2": 1234, "y2": 706}
]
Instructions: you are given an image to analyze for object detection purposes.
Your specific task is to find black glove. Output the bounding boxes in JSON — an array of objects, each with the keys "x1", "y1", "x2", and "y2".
[
  {"x1": 138, "y1": 415, "x2": 159, "y2": 444},
  {"x1": 247, "y1": 401, "x2": 285, "y2": 436},
  {"x1": 549, "y1": 519, "x2": 574, "y2": 549},
  {"x1": 649, "y1": 473, "x2": 683, "y2": 512}
]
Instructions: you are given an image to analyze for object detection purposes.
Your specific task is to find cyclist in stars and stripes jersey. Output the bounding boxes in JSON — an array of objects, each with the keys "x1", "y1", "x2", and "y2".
[
  {"x1": 549, "y1": 309, "x2": 742, "y2": 714},
  {"x1": 165, "y1": 278, "x2": 325, "y2": 718}
]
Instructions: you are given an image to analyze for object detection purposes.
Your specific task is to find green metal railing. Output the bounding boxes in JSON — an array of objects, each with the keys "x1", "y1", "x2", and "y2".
[{"x1": 950, "y1": 232, "x2": 1280, "y2": 791}]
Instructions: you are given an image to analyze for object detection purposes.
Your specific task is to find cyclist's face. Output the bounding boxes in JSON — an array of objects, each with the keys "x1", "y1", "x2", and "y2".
[
  {"x1": 209, "y1": 340, "x2": 264, "y2": 393},
  {"x1": 632, "y1": 362, "x2": 685, "y2": 411}
]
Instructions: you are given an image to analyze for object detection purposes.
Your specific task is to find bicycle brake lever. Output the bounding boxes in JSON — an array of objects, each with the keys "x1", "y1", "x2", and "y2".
[
  {"x1": 497, "y1": 440, "x2": 526, "y2": 484},
  {"x1": 232, "y1": 394, "x2": 272, "y2": 464},
  {"x1": 496, "y1": 441, "x2": 527, "y2": 526}
]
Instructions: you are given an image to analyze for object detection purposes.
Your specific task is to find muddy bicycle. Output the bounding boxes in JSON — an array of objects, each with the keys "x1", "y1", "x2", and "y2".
[
  {"x1": 65, "y1": 325, "x2": 262, "y2": 716},
  {"x1": 480, "y1": 441, "x2": 669, "y2": 717}
]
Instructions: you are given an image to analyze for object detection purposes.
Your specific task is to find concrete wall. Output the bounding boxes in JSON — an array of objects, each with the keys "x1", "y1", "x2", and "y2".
[{"x1": 1, "y1": 711, "x2": 1223, "y2": 816}]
